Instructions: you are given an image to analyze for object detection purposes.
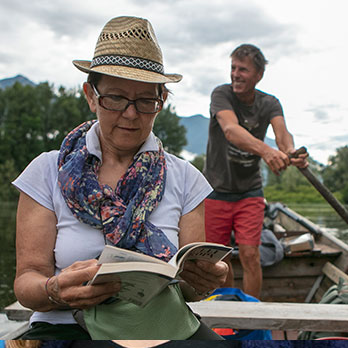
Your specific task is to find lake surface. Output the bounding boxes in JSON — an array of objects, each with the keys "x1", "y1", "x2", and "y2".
[{"x1": 1, "y1": 201, "x2": 347, "y2": 311}]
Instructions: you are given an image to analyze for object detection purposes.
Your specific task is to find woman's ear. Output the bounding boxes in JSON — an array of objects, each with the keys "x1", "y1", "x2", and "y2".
[{"x1": 83, "y1": 82, "x2": 97, "y2": 113}]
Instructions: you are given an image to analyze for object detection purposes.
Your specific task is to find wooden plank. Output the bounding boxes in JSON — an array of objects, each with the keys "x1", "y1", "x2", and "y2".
[
  {"x1": 322, "y1": 262, "x2": 348, "y2": 284},
  {"x1": 4, "y1": 301, "x2": 33, "y2": 321},
  {"x1": 188, "y1": 301, "x2": 348, "y2": 332},
  {"x1": 232, "y1": 257, "x2": 328, "y2": 278},
  {"x1": 305, "y1": 275, "x2": 324, "y2": 303},
  {"x1": 261, "y1": 276, "x2": 316, "y2": 303}
]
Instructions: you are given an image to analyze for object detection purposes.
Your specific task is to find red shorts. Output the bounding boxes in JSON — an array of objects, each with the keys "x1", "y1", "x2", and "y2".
[{"x1": 204, "y1": 197, "x2": 265, "y2": 246}]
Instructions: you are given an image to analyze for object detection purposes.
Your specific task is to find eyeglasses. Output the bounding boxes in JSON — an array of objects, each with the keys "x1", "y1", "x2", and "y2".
[{"x1": 91, "y1": 84, "x2": 163, "y2": 114}]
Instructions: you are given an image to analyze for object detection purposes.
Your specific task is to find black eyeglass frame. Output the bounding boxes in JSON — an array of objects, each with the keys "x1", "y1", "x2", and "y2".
[{"x1": 91, "y1": 84, "x2": 164, "y2": 114}]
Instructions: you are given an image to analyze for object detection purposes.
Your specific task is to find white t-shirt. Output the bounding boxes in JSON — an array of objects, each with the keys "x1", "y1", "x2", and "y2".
[{"x1": 12, "y1": 122, "x2": 212, "y2": 325}]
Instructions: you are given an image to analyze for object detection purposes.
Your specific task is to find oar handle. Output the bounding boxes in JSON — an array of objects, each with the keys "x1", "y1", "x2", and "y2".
[
  {"x1": 289, "y1": 146, "x2": 307, "y2": 159},
  {"x1": 290, "y1": 146, "x2": 348, "y2": 225}
]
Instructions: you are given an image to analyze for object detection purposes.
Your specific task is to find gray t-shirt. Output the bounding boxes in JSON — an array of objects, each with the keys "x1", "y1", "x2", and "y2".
[{"x1": 203, "y1": 84, "x2": 283, "y2": 194}]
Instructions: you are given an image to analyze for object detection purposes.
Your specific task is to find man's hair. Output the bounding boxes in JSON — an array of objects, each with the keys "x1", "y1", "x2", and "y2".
[{"x1": 230, "y1": 44, "x2": 268, "y2": 73}]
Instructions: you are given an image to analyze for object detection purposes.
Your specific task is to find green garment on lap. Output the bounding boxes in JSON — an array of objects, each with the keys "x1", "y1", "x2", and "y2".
[{"x1": 83, "y1": 283, "x2": 200, "y2": 339}]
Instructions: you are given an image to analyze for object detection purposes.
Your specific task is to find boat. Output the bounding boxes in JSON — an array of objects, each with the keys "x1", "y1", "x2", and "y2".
[
  {"x1": 1, "y1": 202, "x2": 348, "y2": 340},
  {"x1": 234, "y1": 202, "x2": 348, "y2": 304}
]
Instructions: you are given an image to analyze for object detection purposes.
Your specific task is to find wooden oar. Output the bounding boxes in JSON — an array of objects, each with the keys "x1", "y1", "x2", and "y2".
[{"x1": 290, "y1": 146, "x2": 348, "y2": 225}]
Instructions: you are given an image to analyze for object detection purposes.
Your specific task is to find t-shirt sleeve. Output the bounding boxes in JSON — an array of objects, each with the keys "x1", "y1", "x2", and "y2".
[
  {"x1": 268, "y1": 96, "x2": 284, "y2": 120},
  {"x1": 182, "y1": 162, "x2": 213, "y2": 215},
  {"x1": 210, "y1": 85, "x2": 234, "y2": 118},
  {"x1": 12, "y1": 151, "x2": 58, "y2": 211}
]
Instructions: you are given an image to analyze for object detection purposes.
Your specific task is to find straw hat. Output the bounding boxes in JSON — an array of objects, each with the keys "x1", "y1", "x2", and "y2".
[{"x1": 73, "y1": 16, "x2": 182, "y2": 84}]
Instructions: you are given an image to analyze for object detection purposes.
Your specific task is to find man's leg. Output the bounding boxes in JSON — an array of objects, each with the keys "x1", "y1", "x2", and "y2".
[
  {"x1": 238, "y1": 244, "x2": 262, "y2": 298},
  {"x1": 233, "y1": 197, "x2": 265, "y2": 298},
  {"x1": 204, "y1": 198, "x2": 234, "y2": 287}
]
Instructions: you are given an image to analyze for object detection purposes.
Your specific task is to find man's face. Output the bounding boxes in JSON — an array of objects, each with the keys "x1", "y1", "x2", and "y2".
[{"x1": 230, "y1": 56, "x2": 263, "y2": 97}]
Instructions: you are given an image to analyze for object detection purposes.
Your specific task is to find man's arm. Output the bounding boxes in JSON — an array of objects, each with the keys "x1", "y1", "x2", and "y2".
[{"x1": 216, "y1": 109, "x2": 290, "y2": 175}]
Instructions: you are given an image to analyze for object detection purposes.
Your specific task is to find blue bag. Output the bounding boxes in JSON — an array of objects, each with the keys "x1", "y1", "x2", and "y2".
[{"x1": 204, "y1": 287, "x2": 272, "y2": 340}]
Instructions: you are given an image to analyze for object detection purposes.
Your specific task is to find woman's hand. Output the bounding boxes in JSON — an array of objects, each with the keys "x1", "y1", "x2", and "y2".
[
  {"x1": 46, "y1": 259, "x2": 121, "y2": 309},
  {"x1": 179, "y1": 260, "x2": 228, "y2": 300}
]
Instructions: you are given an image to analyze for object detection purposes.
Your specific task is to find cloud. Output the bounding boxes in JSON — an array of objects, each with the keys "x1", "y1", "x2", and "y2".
[
  {"x1": 306, "y1": 104, "x2": 339, "y2": 123},
  {"x1": 0, "y1": 0, "x2": 104, "y2": 38},
  {"x1": 329, "y1": 135, "x2": 348, "y2": 143},
  {"x1": 145, "y1": 0, "x2": 299, "y2": 68}
]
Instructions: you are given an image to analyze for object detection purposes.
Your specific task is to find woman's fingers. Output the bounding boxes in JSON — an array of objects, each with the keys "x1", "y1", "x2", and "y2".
[
  {"x1": 47, "y1": 259, "x2": 122, "y2": 308},
  {"x1": 180, "y1": 260, "x2": 228, "y2": 293}
]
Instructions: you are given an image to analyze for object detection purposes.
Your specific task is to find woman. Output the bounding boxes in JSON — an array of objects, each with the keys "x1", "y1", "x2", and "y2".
[{"x1": 12, "y1": 16, "x2": 228, "y2": 340}]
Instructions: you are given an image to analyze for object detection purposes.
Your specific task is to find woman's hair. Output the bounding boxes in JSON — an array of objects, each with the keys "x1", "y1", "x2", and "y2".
[
  {"x1": 87, "y1": 72, "x2": 169, "y2": 99},
  {"x1": 6, "y1": 341, "x2": 41, "y2": 348}
]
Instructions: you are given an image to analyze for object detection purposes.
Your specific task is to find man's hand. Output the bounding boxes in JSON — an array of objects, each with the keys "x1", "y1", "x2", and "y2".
[
  {"x1": 288, "y1": 147, "x2": 309, "y2": 168},
  {"x1": 261, "y1": 147, "x2": 290, "y2": 175}
]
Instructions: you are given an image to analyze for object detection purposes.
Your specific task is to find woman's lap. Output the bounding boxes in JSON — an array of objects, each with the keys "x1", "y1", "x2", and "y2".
[{"x1": 19, "y1": 322, "x2": 91, "y2": 340}]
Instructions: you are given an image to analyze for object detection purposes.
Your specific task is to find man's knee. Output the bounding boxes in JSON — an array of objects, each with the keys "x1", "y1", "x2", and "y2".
[{"x1": 239, "y1": 245, "x2": 261, "y2": 269}]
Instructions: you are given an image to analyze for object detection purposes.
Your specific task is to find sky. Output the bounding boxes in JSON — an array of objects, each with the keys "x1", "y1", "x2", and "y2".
[{"x1": 0, "y1": 0, "x2": 347, "y2": 165}]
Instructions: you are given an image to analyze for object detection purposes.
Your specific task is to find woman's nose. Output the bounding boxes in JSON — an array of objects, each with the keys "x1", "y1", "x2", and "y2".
[{"x1": 121, "y1": 103, "x2": 138, "y2": 120}]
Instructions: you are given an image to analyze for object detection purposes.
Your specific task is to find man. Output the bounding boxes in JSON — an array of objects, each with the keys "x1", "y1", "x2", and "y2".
[{"x1": 203, "y1": 44, "x2": 308, "y2": 298}]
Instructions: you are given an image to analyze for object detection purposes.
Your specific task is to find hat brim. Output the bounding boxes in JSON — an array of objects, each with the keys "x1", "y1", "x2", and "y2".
[{"x1": 73, "y1": 60, "x2": 182, "y2": 84}]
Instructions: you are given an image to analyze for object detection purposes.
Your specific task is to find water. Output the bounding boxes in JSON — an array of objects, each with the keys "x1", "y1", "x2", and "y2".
[
  {"x1": 1, "y1": 201, "x2": 348, "y2": 311},
  {"x1": 287, "y1": 203, "x2": 348, "y2": 243}
]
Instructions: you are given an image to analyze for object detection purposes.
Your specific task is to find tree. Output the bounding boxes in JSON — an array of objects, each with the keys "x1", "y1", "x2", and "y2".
[
  {"x1": 0, "y1": 82, "x2": 94, "y2": 173},
  {"x1": 0, "y1": 82, "x2": 49, "y2": 172},
  {"x1": 322, "y1": 145, "x2": 348, "y2": 203},
  {"x1": 0, "y1": 159, "x2": 19, "y2": 201},
  {"x1": 153, "y1": 104, "x2": 187, "y2": 156},
  {"x1": 264, "y1": 157, "x2": 326, "y2": 203},
  {"x1": 191, "y1": 154, "x2": 205, "y2": 172}
]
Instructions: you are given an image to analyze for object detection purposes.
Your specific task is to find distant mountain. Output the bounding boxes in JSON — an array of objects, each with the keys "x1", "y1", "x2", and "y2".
[
  {"x1": 179, "y1": 114, "x2": 209, "y2": 155},
  {"x1": 179, "y1": 114, "x2": 277, "y2": 156},
  {"x1": 0, "y1": 75, "x2": 35, "y2": 89}
]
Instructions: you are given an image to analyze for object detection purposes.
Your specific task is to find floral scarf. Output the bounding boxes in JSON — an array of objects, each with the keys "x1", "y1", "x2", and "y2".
[{"x1": 57, "y1": 120, "x2": 177, "y2": 261}]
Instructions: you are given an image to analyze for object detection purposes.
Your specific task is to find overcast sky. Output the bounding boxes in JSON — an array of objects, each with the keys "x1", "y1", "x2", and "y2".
[{"x1": 1, "y1": 0, "x2": 347, "y2": 164}]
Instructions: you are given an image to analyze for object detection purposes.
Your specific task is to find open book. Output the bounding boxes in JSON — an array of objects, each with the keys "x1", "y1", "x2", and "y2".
[{"x1": 89, "y1": 242, "x2": 233, "y2": 307}]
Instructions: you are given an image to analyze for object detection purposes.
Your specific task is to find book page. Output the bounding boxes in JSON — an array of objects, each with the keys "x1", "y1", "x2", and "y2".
[
  {"x1": 90, "y1": 262, "x2": 176, "y2": 307},
  {"x1": 98, "y1": 245, "x2": 167, "y2": 265},
  {"x1": 169, "y1": 243, "x2": 232, "y2": 271},
  {"x1": 115, "y1": 272, "x2": 171, "y2": 307}
]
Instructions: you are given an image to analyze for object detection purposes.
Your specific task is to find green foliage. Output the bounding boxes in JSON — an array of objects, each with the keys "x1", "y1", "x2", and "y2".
[
  {"x1": 264, "y1": 184, "x2": 328, "y2": 204},
  {"x1": 0, "y1": 82, "x2": 94, "y2": 173},
  {"x1": 0, "y1": 159, "x2": 19, "y2": 201},
  {"x1": 264, "y1": 157, "x2": 332, "y2": 204},
  {"x1": 191, "y1": 154, "x2": 205, "y2": 172},
  {"x1": 322, "y1": 145, "x2": 348, "y2": 203},
  {"x1": 153, "y1": 104, "x2": 187, "y2": 156}
]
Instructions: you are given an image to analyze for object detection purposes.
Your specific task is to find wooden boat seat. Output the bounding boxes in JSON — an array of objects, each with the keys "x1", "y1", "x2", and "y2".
[
  {"x1": 283, "y1": 241, "x2": 342, "y2": 258},
  {"x1": 189, "y1": 301, "x2": 348, "y2": 333}
]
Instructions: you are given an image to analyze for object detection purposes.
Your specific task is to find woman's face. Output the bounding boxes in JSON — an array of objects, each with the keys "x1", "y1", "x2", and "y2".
[{"x1": 84, "y1": 75, "x2": 164, "y2": 156}]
